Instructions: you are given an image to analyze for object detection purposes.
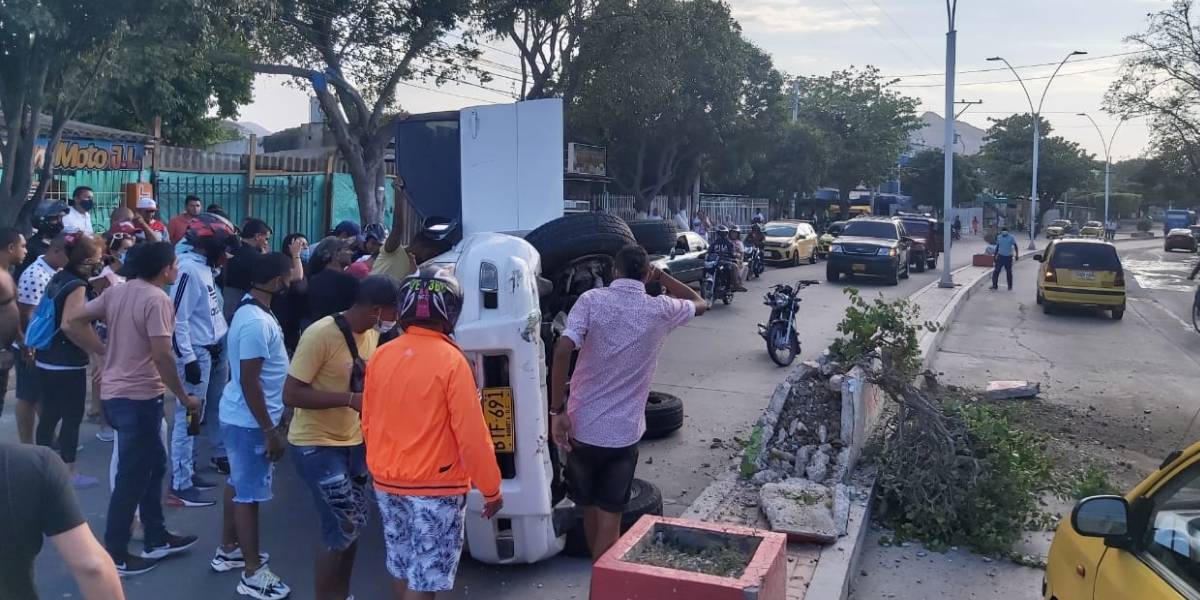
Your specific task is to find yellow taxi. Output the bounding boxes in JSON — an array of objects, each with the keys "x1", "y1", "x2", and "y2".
[
  {"x1": 761, "y1": 220, "x2": 818, "y2": 266},
  {"x1": 1044, "y1": 441, "x2": 1200, "y2": 600},
  {"x1": 1080, "y1": 221, "x2": 1105, "y2": 239},
  {"x1": 1034, "y1": 239, "x2": 1126, "y2": 320}
]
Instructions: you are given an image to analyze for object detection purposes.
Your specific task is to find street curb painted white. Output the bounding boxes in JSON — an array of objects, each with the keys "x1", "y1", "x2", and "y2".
[{"x1": 805, "y1": 474, "x2": 876, "y2": 600}]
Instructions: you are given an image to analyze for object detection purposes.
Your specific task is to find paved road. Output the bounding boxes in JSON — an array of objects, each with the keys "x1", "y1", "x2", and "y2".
[
  {"x1": 19, "y1": 238, "x2": 986, "y2": 600},
  {"x1": 851, "y1": 238, "x2": 1200, "y2": 600}
]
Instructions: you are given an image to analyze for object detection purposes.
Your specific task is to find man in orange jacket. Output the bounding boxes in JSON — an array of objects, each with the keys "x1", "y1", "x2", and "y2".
[{"x1": 361, "y1": 265, "x2": 502, "y2": 599}]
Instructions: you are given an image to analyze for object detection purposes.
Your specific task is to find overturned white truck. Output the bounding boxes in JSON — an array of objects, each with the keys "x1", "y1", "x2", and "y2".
[{"x1": 394, "y1": 99, "x2": 681, "y2": 564}]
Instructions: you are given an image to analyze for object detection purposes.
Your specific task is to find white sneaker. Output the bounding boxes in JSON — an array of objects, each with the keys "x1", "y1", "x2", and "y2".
[
  {"x1": 237, "y1": 566, "x2": 290, "y2": 600},
  {"x1": 96, "y1": 426, "x2": 115, "y2": 442},
  {"x1": 211, "y1": 546, "x2": 271, "y2": 572}
]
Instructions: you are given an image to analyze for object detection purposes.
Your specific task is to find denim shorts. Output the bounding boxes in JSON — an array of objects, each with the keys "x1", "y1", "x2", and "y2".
[
  {"x1": 221, "y1": 424, "x2": 274, "y2": 503},
  {"x1": 292, "y1": 444, "x2": 370, "y2": 551}
]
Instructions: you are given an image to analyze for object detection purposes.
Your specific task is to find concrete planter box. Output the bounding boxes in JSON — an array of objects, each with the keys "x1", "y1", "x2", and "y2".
[
  {"x1": 592, "y1": 515, "x2": 788, "y2": 600},
  {"x1": 972, "y1": 253, "x2": 994, "y2": 267}
]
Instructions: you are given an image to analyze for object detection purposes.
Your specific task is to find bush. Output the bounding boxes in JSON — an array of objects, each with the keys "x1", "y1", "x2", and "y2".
[
  {"x1": 874, "y1": 401, "x2": 1053, "y2": 554},
  {"x1": 829, "y1": 288, "x2": 937, "y2": 378},
  {"x1": 1137, "y1": 219, "x2": 1153, "y2": 232}
]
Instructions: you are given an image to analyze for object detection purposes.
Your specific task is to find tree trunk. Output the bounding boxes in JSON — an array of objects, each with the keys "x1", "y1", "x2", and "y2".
[{"x1": 350, "y1": 159, "x2": 387, "y2": 225}]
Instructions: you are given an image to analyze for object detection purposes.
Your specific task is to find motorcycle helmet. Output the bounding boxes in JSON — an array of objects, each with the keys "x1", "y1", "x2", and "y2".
[
  {"x1": 397, "y1": 264, "x2": 463, "y2": 334},
  {"x1": 751, "y1": 223, "x2": 762, "y2": 232},
  {"x1": 729, "y1": 225, "x2": 741, "y2": 237},
  {"x1": 714, "y1": 225, "x2": 730, "y2": 239},
  {"x1": 34, "y1": 199, "x2": 70, "y2": 236},
  {"x1": 184, "y1": 213, "x2": 241, "y2": 266}
]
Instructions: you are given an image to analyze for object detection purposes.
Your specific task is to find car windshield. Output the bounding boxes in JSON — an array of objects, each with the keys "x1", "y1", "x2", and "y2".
[
  {"x1": 1050, "y1": 243, "x2": 1121, "y2": 270},
  {"x1": 1086, "y1": 222, "x2": 1102, "y2": 227},
  {"x1": 902, "y1": 220, "x2": 930, "y2": 234},
  {"x1": 842, "y1": 220, "x2": 898, "y2": 240},
  {"x1": 763, "y1": 224, "x2": 797, "y2": 237}
]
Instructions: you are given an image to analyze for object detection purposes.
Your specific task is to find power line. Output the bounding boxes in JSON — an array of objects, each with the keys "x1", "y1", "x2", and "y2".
[
  {"x1": 398, "y1": 80, "x2": 500, "y2": 104},
  {"x1": 891, "y1": 65, "x2": 1119, "y2": 88},
  {"x1": 865, "y1": 0, "x2": 939, "y2": 69},
  {"x1": 838, "y1": 0, "x2": 925, "y2": 72},
  {"x1": 883, "y1": 47, "x2": 1164, "y2": 80}
]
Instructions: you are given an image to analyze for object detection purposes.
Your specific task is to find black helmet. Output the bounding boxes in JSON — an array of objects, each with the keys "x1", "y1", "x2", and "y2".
[
  {"x1": 729, "y1": 225, "x2": 741, "y2": 234},
  {"x1": 715, "y1": 225, "x2": 730, "y2": 238},
  {"x1": 184, "y1": 213, "x2": 241, "y2": 262},
  {"x1": 397, "y1": 265, "x2": 463, "y2": 333},
  {"x1": 751, "y1": 223, "x2": 762, "y2": 232},
  {"x1": 34, "y1": 199, "x2": 70, "y2": 221}
]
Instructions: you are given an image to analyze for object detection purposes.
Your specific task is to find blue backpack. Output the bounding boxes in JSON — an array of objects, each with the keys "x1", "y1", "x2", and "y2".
[{"x1": 24, "y1": 282, "x2": 80, "y2": 351}]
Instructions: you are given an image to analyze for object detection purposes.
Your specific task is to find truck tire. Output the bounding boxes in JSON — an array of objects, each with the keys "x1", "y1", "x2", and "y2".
[
  {"x1": 563, "y1": 479, "x2": 665, "y2": 557},
  {"x1": 627, "y1": 220, "x2": 679, "y2": 254},
  {"x1": 913, "y1": 252, "x2": 927, "y2": 272},
  {"x1": 526, "y1": 213, "x2": 636, "y2": 274},
  {"x1": 643, "y1": 391, "x2": 684, "y2": 439}
]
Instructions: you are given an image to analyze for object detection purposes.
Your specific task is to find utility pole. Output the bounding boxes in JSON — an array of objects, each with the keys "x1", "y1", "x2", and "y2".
[
  {"x1": 939, "y1": 0, "x2": 958, "y2": 288},
  {"x1": 791, "y1": 80, "x2": 800, "y2": 122}
]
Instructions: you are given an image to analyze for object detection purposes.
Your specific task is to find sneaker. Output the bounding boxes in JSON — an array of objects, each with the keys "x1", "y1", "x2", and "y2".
[
  {"x1": 211, "y1": 456, "x2": 231, "y2": 475},
  {"x1": 167, "y1": 487, "x2": 216, "y2": 508},
  {"x1": 191, "y1": 474, "x2": 218, "y2": 491},
  {"x1": 96, "y1": 426, "x2": 115, "y2": 442},
  {"x1": 237, "y1": 566, "x2": 291, "y2": 600},
  {"x1": 71, "y1": 473, "x2": 99, "y2": 489},
  {"x1": 113, "y1": 554, "x2": 158, "y2": 577},
  {"x1": 141, "y1": 533, "x2": 198, "y2": 560},
  {"x1": 211, "y1": 546, "x2": 271, "y2": 573}
]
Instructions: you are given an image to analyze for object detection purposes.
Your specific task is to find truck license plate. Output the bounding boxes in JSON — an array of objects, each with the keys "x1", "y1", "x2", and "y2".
[
  {"x1": 852, "y1": 263, "x2": 866, "y2": 272},
  {"x1": 482, "y1": 387, "x2": 515, "y2": 454}
]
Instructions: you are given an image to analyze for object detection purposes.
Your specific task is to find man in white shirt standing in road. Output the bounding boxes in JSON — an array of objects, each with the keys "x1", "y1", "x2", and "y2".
[{"x1": 62, "y1": 187, "x2": 96, "y2": 234}]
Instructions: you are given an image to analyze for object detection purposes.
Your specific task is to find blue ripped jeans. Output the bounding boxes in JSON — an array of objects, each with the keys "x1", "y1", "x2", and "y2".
[{"x1": 292, "y1": 444, "x2": 370, "y2": 551}]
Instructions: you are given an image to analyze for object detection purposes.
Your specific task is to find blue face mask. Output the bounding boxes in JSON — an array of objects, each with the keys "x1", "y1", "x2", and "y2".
[
  {"x1": 299, "y1": 247, "x2": 312, "y2": 262},
  {"x1": 114, "y1": 250, "x2": 127, "y2": 264}
]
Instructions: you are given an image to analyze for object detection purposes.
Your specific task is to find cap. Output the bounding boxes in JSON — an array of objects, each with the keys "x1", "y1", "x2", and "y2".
[
  {"x1": 136, "y1": 197, "x2": 158, "y2": 210},
  {"x1": 109, "y1": 221, "x2": 139, "y2": 235},
  {"x1": 332, "y1": 220, "x2": 363, "y2": 240}
]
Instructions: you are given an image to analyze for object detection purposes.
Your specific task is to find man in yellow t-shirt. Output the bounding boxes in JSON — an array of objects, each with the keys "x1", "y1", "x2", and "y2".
[
  {"x1": 370, "y1": 181, "x2": 456, "y2": 281},
  {"x1": 282, "y1": 276, "x2": 398, "y2": 600}
]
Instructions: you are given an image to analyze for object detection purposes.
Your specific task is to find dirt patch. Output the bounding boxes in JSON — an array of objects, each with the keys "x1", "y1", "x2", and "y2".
[{"x1": 625, "y1": 534, "x2": 754, "y2": 578}]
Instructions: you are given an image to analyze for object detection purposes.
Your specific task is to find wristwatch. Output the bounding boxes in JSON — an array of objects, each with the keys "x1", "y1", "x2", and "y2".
[{"x1": 549, "y1": 406, "x2": 565, "y2": 417}]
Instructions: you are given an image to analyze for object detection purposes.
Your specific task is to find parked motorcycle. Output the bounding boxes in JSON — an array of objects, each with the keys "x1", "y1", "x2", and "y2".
[
  {"x1": 702, "y1": 259, "x2": 737, "y2": 306},
  {"x1": 757, "y1": 280, "x2": 820, "y2": 366},
  {"x1": 746, "y1": 246, "x2": 765, "y2": 280}
]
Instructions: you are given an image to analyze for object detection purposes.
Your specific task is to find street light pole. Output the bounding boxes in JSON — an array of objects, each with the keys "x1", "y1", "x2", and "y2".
[
  {"x1": 987, "y1": 51, "x2": 1087, "y2": 249},
  {"x1": 939, "y1": 0, "x2": 958, "y2": 288},
  {"x1": 1077, "y1": 112, "x2": 1127, "y2": 227}
]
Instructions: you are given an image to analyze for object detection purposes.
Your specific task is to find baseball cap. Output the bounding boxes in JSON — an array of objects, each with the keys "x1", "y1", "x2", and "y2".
[
  {"x1": 136, "y1": 196, "x2": 158, "y2": 210},
  {"x1": 109, "y1": 221, "x2": 139, "y2": 235},
  {"x1": 331, "y1": 220, "x2": 363, "y2": 241}
]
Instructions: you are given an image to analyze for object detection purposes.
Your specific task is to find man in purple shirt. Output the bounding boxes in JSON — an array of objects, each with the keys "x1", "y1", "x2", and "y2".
[{"x1": 549, "y1": 244, "x2": 708, "y2": 560}]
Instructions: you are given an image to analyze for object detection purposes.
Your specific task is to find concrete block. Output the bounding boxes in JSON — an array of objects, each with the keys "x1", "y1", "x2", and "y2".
[
  {"x1": 759, "y1": 480, "x2": 837, "y2": 544},
  {"x1": 985, "y1": 380, "x2": 1040, "y2": 400}
]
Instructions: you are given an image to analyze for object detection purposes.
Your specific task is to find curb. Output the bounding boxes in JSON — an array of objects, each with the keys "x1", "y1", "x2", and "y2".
[{"x1": 805, "y1": 474, "x2": 876, "y2": 600}]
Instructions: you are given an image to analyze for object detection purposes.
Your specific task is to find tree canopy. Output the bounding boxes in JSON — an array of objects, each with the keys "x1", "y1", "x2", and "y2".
[
  {"x1": 900, "y1": 148, "x2": 982, "y2": 209},
  {"x1": 978, "y1": 114, "x2": 1094, "y2": 223}
]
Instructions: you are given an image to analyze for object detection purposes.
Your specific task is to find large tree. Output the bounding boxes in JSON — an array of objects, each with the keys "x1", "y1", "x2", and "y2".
[
  {"x1": 568, "y1": 0, "x2": 777, "y2": 209},
  {"x1": 1106, "y1": 0, "x2": 1200, "y2": 178},
  {"x1": 793, "y1": 67, "x2": 921, "y2": 217},
  {"x1": 250, "y1": 0, "x2": 480, "y2": 223},
  {"x1": 0, "y1": 0, "x2": 148, "y2": 228},
  {"x1": 476, "y1": 0, "x2": 594, "y2": 101},
  {"x1": 978, "y1": 114, "x2": 1094, "y2": 225},
  {"x1": 900, "y1": 148, "x2": 982, "y2": 209},
  {"x1": 74, "y1": 1, "x2": 254, "y2": 147}
]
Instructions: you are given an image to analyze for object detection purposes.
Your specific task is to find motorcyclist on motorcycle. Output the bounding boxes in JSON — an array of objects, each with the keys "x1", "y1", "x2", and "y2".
[
  {"x1": 707, "y1": 225, "x2": 746, "y2": 292},
  {"x1": 729, "y1": 226, "x2": 749, "y2": 291},
  {"x1": 746, "y1": 223, "x2": 766, "y2": 249}
]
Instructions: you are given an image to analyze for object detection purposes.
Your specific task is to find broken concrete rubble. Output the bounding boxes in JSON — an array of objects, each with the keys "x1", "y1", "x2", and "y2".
[
  {"x1": 985, "y1": 380, "x2": 1040, "y2": 400},
  {"x1": 760, "y1": 479, "x2": 839, "y2": 544}
]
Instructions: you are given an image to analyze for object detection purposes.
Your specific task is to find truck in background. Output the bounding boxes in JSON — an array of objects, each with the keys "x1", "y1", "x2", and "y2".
[{"x1": 1163, "y1": 208, "x2": 1197, "y2": 235}]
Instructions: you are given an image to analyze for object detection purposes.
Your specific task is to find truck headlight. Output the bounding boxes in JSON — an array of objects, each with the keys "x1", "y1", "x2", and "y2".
[
  {"x1": 830, "y1": 244, "x2": 844, "y2": 254},
  {"x1": 877, "y1": 247, "x2": 896, "y2": 256},
  {"x1": 480, "y1": 262, "x2": 499, "y2": 292}
]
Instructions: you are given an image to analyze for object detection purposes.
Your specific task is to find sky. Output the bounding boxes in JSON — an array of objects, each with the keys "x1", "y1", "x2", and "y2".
[{"x1": 237, "y1": 0, "x2": 1169, "y2": 162}]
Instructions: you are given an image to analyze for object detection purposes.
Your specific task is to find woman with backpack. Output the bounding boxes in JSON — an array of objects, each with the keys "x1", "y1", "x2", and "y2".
[{"x1": 31, "y1": 232, "x2": 106, "y2": 488}]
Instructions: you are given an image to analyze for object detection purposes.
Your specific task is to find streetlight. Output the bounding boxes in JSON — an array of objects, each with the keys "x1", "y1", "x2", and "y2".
[
  {"x1": 939, "y1": 0, "x2": 959, "y2": 288},
  {"x1": 1076, "y1": 112, "x2": 1127, "y2": 231},
  {"x1": 987, "y1": 50, "x2": 1088, "y2": 249}
]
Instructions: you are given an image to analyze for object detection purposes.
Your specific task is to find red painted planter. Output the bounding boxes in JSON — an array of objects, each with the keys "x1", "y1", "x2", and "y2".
[
  {"x1": 591, "y1": 515, "x2": 788, "y2": 600},
  {"x1": 972, "y1": 253, "x2": 995, "y2": 267}
]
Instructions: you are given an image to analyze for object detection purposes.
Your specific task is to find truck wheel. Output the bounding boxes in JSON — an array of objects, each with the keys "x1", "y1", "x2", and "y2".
[
  {"x1": 927, "y1": 256, "x2": 937, "y2": 270},
  {"x1": 826, "y1": 266, "x2": 840, "y2": 282},
  {"x1": 526, "y1": 213, "x2": 636, "y2": 274},
  {"x1": 913, "y1": 252, "x2": 927, "y2": 272},
  {"x1": 563, "y1": 479, "x2": 665, "y2": 557},
  {"x1": 627, "y1": 220, "x2": 680, "y2": 255},
  {"x1": 643, "y1": 391, "x2": 684, "y2": 439}
]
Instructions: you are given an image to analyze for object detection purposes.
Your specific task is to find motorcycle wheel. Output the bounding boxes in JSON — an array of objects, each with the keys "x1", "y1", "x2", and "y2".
[
  {"x1": 766, "y1": 321, "x2": 797, "y2": 367},
  {"x1": 703, "y1": 279, "x2": 715, "y2": 304}
]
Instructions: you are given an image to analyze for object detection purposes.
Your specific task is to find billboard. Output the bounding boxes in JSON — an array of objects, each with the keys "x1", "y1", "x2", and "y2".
[{"x1": 29, "y1": 137, "x2": 145, "y2": 171}]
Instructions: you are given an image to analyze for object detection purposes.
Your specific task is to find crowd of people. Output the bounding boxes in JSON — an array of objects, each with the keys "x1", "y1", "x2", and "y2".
[{"x1": 0, "y1": 183, "x2": 531, "y2": 600}]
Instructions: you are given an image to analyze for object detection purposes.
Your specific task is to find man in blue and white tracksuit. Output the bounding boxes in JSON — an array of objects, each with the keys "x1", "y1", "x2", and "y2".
[{"x1": 167, "y1": 214, "x2": 237, "y2": 507}]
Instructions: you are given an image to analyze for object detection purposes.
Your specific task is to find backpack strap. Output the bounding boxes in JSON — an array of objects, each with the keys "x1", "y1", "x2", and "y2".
[{"x1": 332, "y1": 313, "x2": 362, "y2": 363}]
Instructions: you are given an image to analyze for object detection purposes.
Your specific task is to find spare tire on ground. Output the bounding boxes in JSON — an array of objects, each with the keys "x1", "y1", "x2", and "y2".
[
  {"x1": 563, "y1": 478, "x2": 664, "y2": 557},
  {"x1": 643, "y1": 391, "x2": 684, "y2": 439},
  {"x1": 525, "y1": 213, "x2": 636, "y2": 274},
  {"x1": 627, "y1": 219, "x2": 680, "y2": 254}
]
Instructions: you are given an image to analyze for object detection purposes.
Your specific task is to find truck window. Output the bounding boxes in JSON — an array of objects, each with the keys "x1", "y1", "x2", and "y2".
[
  {"x1": 841, "y1": 221, "x2": 898, "y2": 240},
  {"x1": 903, "y1": 221, "x2": 930, "y2": 235}
]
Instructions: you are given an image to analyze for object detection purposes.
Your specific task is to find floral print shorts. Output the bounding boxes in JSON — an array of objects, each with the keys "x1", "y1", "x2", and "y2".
[{"x1": 374, "y1": 491, "x2": 467, "y2": 592}]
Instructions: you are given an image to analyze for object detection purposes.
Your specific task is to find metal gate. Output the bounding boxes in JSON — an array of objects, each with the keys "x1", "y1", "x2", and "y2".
[{"x1": 155, "y1": 172, "x2": 327, "y2": 249}]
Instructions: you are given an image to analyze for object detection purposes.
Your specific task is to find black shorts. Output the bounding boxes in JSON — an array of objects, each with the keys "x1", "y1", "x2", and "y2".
[
  {"x1": 564, "y1": 439, "x2": 638, "y2": 513},
  {"x1": 14, "y1": 358, "x2": 39, "y2": 402}
]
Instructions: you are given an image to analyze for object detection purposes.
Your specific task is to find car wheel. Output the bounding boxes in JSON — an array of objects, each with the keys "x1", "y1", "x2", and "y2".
[
  {"x1": 927, "y1": 256, "x2": 937, "y2": 270},
  {"x1": 526, "y1": 213, "x2": 636, "y2": 274},
  {"x1": 626, "y1": 220, "x2": 680, "y2": 255},
  {"x1": 563, "y1": 479, "x2": 664, "y2": 558},
  {"x1": 899, "y1": 260, "x2": 910, "y2": 280},
  {"x1": 826, "y1": 266, "x2": 839, "y2": 282},
  {"x1": 808, "y1": 248, "x2": 817, "y2": 264},
  {"x1": 1112, "y1": 305, "x2": 1125, "y2": 320},
  {"x1": 1036, "y1": 291, "x2": 1044, "y2": 305},
  {"x1": 792, "y1": 250, "x2": 800, "y2": 267},
  {"x1": 643, "y1": 391, "x2": 684, "y2": 439},
  {"x1": 886, "y1": 264, "x2": 900, "y2": 286}
]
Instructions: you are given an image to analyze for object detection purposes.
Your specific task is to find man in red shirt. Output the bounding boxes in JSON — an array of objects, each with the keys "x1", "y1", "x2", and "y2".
[{"x1": 167, "y1": 196, "x2": 203, "y2": 244}]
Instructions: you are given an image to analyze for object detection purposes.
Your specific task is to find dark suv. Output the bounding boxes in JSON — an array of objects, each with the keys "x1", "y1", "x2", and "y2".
[
  {"x1": 825, "y1": 217, "x2": 912, "y2": 285},
  {"x1": 896, "y1": 213, "x2": 943, "y2": 272}
]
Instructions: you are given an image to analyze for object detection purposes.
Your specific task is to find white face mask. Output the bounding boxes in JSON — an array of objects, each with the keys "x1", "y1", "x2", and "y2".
[{"x1": 374, "y1": 320, "x2": 397, "y2": 334}]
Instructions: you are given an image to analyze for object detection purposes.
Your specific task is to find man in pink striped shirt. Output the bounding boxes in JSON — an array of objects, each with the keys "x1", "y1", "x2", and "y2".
[{"x1": 549, "y1": 244, "x2": 708, "y2": 560}]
